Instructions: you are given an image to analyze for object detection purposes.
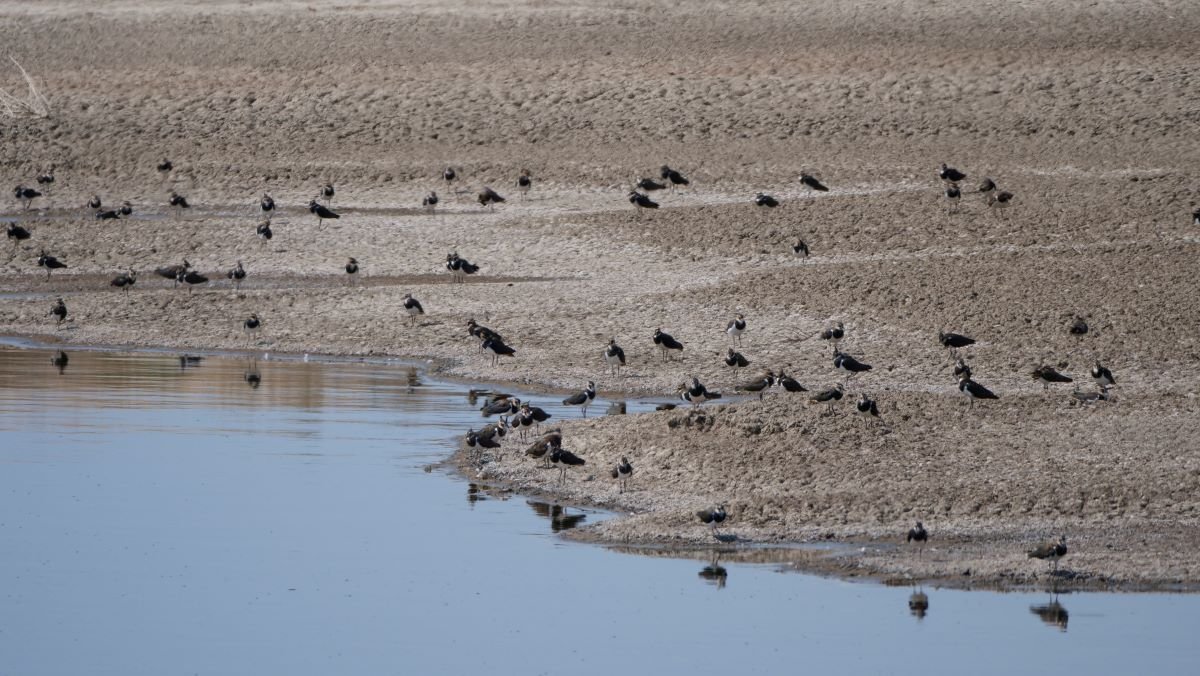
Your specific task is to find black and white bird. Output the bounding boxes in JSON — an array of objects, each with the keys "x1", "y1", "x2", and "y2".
[
  {"x1": 726, "y1": 313, "x2": 746, "y2": 345},
  {"x1": 810, "y1": 383, "x2": 844, "y2": 415},
  {"x1": 422, "y1": 191, "x2": 439, "y2": 211},
  {"x1": 549, "y1": 446, "x2": 586, "y2": 483},
  {"x1": 855, "y1": 393, "x2": 880, "y2": 422},
  {"x1": 819, "y1": 321, "x2": 844, "y2": 349},
  {"x1": 37, "y1": 251, "x2": 66, "y2": 277},
  {"x1": 155, "y1": 259, "x2": 190, "y2": 287},
  {"x1": 735, "y1": 372, "x2": 775, "y2": 400},
  {"x1": 14, "y1": 185, "x2": 41, "y2": 210},
  {"x1": 467, "y1": 318, "x2": 502, "y2": 348},
  {"x1": 95, "y1": 207, "x2": 121, "y2": 220},
  {"x1": 682, "y1": 376, "x2": 722, "y2": 407},
  {"x1": 51, "y1": 350, "x2": 68, "y2": 374},
  {"x1": 945, "y1": 183, "x2": 961, "y2": 212},
  {"x1": 48, "y1": 297, "x2": 67, "y2": 325},
  {"x1": 465, "y1": 428, "x2": 501, "y2": 452},
  {"x1": 403, "y1": 293, "x2": 424, "y2": 325},
  {"x1": 523, "y1": 402, "x2": 552, "y2": 432},
  {"x1": 953, "y1": 358, "x2": 972, "y2": 381},
  {"x1": 628, "y1": 191, "x2": 659, "y2": 211},
  {"x1": 309, "y1": 199, "x2": 339, "y2": 222},
  {"x1": 660, "y1": 165, "x2": 689, "y2": 189},
  {"x1": 482, "y1": 337, "x2": 516, "y2": 366},
  {"x1": 696, "y1": 505, "x2": 727, "y2": 535},
  {"x1": 1091, "y1": 360, "x2": 1115, "y2": 391},
  {"x1": 525, "y1": 430, "x2": 561, "y2": 468},
  {"x1": 255, "y1": 193, "x2": 273, "y2": 218},
  {"x1": 775, "y1": 371, "x2": 807, "y2": 393},
  {"x1": 256, "y1": 220, "x2": 273, "y2": 242},
  {"x1": 442, "y1": 167, "x2": 457, "y2": 189},
  {"x1": 834, "y1": 350, "x2": 872, "y2": 377},
  {"x1": 157, "y1": 158, "x2": 173, "y2": 174},
  {"x1": 978, "y1": 177, "x2": 996, "y2": 196},
  {"x1": 653, "y1": 328, "x2": 684, "y2": 362},
  {"x1": 958, "y1": 376, "x2": 998, "y2": 408},
  {"x1": 168, "y1": 191, "x2": 189, "y2": 216},
  {"x1": 562, "y1": 381, "x2": 597, "y2": 418},
  {"x1": 939, "y1": 163, "x2": 967, "y2": 183},
  {"x1": 1193, "y1": 208, "x2": 1200, "y2": 226},
  {"x1": 987, "y1": 189, "x2": 1014, "y2": 215},
  {"x1": 478, "y1": 186, "x2": 505, "y2": 210},
  {"x1": 611, "y1": 456, "x2": 633, "y2": 493},
  {"x1": 243, "y1": 313, "x2": 262, "y2": 335},
  {"x1": 36, "y1": 167, "x2": 55, "y2": 191},
  {"x1": 1032, "y1": 365, "x2": 1073, "y2": 390},
  {"x1": 177, "y1": 267, "x2": 209, "y2": 293},
  {"x1": 345, "y1": 257, "x2": 359, "y2": 282},
  {"x1": 119, "y1": 201, "x2": 133, "y2": 216},
  {"x1": 481, "y1": 396, "x2": 519, "y2": 417},
  {"x1": 799, "y1": 172, "x2": 829, "y2": 192},
  {"x1": 906, "y1": 522, "x2": 928, "y2": 554},
  {"x1": 321, "y1": 183, "x2": 336, "y2": 204},
  {"x1": 636, "y1": 177, "x2": 666, "y2": 191},
  {"x1": 754, "y1": 192, "x2": 779, "y2": 207},
  {"x1": 7, "y1": 223, "x2": 31, "y2": 242},
  {"x1": 87, "y1": 195, "x2": 102, "y2": 210},
  {"x1": 1069, "y1": 316, "x2": 1089, "y2": 335},
  {"x1": 445, "y1": 252, "x2": 480, "y2": 282},
  {"x1": 792, "y1": 239, "x2": 809, "y2": 258},
  {"x1": 517, "y1": 169, "x2": 532, "y2": 199},
  {"x1": 110, "y1": 269, "x2": 137, "y2": 295},
  {"x1": 227, "y1": 261, "x2": 246, "y2": 291},
  {"x1": 1027, "y1": 536, "x2": 1068, "y2": 571},
  {"x1": 724, "y1": 348, "x2": 750, "y2": 369},
  {"x1": 939, "y1": 331, "x2": 975, "y2": 353},
  {"x1": 603, "y1": 339, "x2": 626, "y2": 377}
]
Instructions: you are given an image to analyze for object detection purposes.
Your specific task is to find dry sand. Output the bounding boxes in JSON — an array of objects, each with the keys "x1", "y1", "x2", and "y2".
[{"x1": 2, "y1": 0, "x2": 1199, "y2": 590}]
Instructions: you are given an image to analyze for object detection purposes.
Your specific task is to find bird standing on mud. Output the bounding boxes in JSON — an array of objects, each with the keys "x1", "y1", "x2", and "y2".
[
  {"x1": 49, "y1": 297, "x2": 67, "y2": 326},
  {"x1": 906, "y1": 522, "x2": 928, "y2": 555},
  {"x1": 726, "y1": 313, "x2": 746, "y2": 345},
  {"x1": 310, "y1": 200, "x2": 339, "y2": 223},
  {"x1": 653, "y1": 328, "x2": 684, "y2": 362},
  {"x1": 478, "y1": 186, "x2": 505, "y2": 210},
  {"x1": 38, "y1": 251, "x2": 67, "y2": 277},
  {"x1": 611, "y1": 456, "x2": 633, "y2": 493},
  {"x1": 111, "y1": 269, "x2": 137, "y2": 295},
  {"x1": 604, "y1": 339, "x2": 626, "y2": 377},
  {"x1": 403, "y1": 293, "x2": 424, "y2": 325},
  {"x1": 227, "y1": 261, "x2": 246, "y2": 291},
  {"x1": 562, "y1": 381, "x2": 597, "y2": 418},
  {"x1": 1028, "y1": 536, "x2": 1068, "y2": 571},
  {"x1": 696, "y1": 505, "x2": 727, "y2": 536},
  {"x1": 628, "y1": 191, "x2": 659, "y2": 212},
  {"x1": 799, "y1": 172, "x2": 829, "y2": 192},
  {"x1": 260, "y1": 193, "x2": 275, "y2": 217}
]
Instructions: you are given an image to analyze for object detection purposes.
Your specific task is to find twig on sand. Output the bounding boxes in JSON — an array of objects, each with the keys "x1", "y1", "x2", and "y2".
[{"x1": 0, "y1": 56, "x2": 51, "y2": 119}]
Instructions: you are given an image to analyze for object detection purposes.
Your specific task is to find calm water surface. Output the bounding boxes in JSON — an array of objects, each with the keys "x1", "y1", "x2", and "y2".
[{"x1": 0, "y1": 346, "x2": 1196, "y2": 676}]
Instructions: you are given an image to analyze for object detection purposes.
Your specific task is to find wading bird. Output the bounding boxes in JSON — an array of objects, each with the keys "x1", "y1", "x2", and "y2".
[
  {"x1": 726, "y1": 313, "x2": 746, "y2": 345},
  {"x1": 110, "y1": 269, "x2": 137, "y2": 295},
  {"x1": 800, "y1": 172, "x2": 829, "y2": 192},
  {"x1": 611, "y1": 456, "x2": 633, "y2": 493},
  {"x1": 403, "y1": 293, "x2": 424, "y2": 325},
  {"x1": 652, "y1": 328, "x2": 684, "y2": 362},
  {"x1": 309, "y1": 200, "x2": 339, "y2": 223},
  {"x1": 256, "y1": 220, "x2": 273, "y2": 242},
  {"x1": 478, "y1": 186, "x2": 505, "y2": 210},
  {"x1": 906, "y1": 522, "x2": 928, "y2": 555},
  {"x1": 724, "y1": 348, "x2": 750, "y2": 369},
  {"x1": 660, "y1": 165, "x2": 689, "y2": 189},
  {"x1": 155, "y1": 259, "x2": 190, "y2": 287},
  {"x1": 1027, "y1": 535, "x2": 1068, "y2": 572},
  {"x1": 1032, "y1": 365, "x2": 1073, "y2": 391},
  {"x1": 810, "y1": 383, "x2": 844, "y2": 415},
  {"x1": 792, "y1": 239, "x2": 809, "y2": 257},
  {"x1": 48, "y1": 297, "x2": 67, "y2": 326},
  {"x1": 696, "y1": 505, "x2": 727, "y2": 536},
  {"x1": 603, "y1": 339, "x2": 626, "y2": 377},
  {"x1": 37, "y1": 251, "x2": 66, "y2": 277},
  {"x1": 345, "y1": 257, "x2": 359, "y2": 283},
  {"x1": 939, "y1": 163, "x2": 966, "y2": 183},
  {"x1": 7, "y1": 223, "x2": 31, "y2": 242},
  {"x1": 549, "y1": 446, "x2": 585, "y2": 483},
  {"x1": 562, "y1": 381, "x2": 596, "y2": 418},
  {"x1": 177, "y1": 267, "x2": 209, "y2": 293},
  {"x1": 517, "y1": 169, "x2": 532, "y2": 199},
  {"x1": 628, "y1": 191, "x2": 659, "y2": 212},
  {"x1": 754, "y1": 192, "x2": 779, "y2": 207},
  {"x1": 14, "y1": 185, "x2": 41, "y2": 210},
  {"x1": 260, "y1": 193, "x2": 275, "y2": 217},
  {"x1": 168, "y1": 191, "x2": 189, "y2": 217},
  {"x1": 959, "y1": 376, "x2": 998, "y2": 409},
  {"x1": 227, "y1": 261, "x2": 246, "y2": 291}
]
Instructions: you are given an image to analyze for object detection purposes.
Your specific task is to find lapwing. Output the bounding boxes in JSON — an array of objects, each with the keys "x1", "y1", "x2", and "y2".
[
  {"x1": 792, "y1": 239, "x2": 809, "y2": 258},
  {"x1": 958, "y1": 376, "x2": 998, "y2": 409},
  {"x1": 51, "y1": 350, "x2": 68, "y2": 374},
  {"x1": 87, "y1": 195, "x2": 102, "y2": 210},
  {"x1": 1193, "y1": 208, "x2": 1200, "y2": 226},
  {"x1": 953, "y1": 358, "x2": 972, "y2": 381},
  {"x1": 155, "y1": 259, "x2": 190, "y2": 287},
  {"x1": 48, "y1": 297, "x2": 67, "y2": 326},
  {"x1": 95, "y1": 207, "x2": 120, "y2": 220},
  {"x1": 14, "y1": 185, "x2": 41, "y2": 210},
  {"x1": 478, "y1": 186, "x2": 505, "y2": 210},
  {"x1": 260, "y1": 193, "x2": 275, "y2": 217},
  {"x1": 1091, "y1": 360, "x2": 1115, "y2": 392},
  {"x1": 37, "y1": 251, "x2": 66, "y2": 278},
  {"x1": 177, "y1": 268, "x2": 209, "y2": 293},
  {"x1": 119, "y1": 201, "x2": 133, "y2": 216},
  {"x1": 939, "y1": 163, "x2": 966, "y2": 183},
  {"x1": 403, "y1": 293, "x2": 424, "y2": 325},
  {"x1": 696, "y1": 504, "x2": 727, "y2": 535},
  {"x1": 562, "y1": 381, "x2": 596, "y2": 418},
  {"x1": 629, "y1": 191, "x2": 659, "y2": 212},
  {"x1": 309, "y1": 199, "x2": 339, "y2": 223},
  {"x1": 168, "y1": 191, "x2": 189, "y2": 217},
  {"x1": 157, "y1": 158, "x2": 173, "y2": 174},
  {"x1": 481, "y1": 396, "x2": 519, "y2": 417},
  {"x1": 987, "y1": 189, "x2": 1014, "y2": 216},
  {"x1": 754, "y1": 192, "x2": 779, "y2": 207},
  {"x1": 724, "y1": 348, "x2": 750, "y2": 369},
  {"x1": 660, "y1": 165, "x2": 689, "y2": 189},
  {"x1": 467, "y1": 318, "x2": 502, "y2": 349},
  {"x1": 256, "y1": 220, "x2": 273, "y2": 242},
  {"x1": 446, "y1": 252, "x2": 480, "y2": 282},
  {"x1": 1069, "y1": 316, "x2": 1088, "y2": 335},
  {"x1": 636, "y1": 177, "x2": 666, "y2": 191},
  {"x1": 36, "y1": 167, "x2": 54, "y2": 192},
  {"x1": 653, "y1": 328, "x2": 684, "y2": 362},
  {"x1": 819, "y1": 322, "x2": 844, "y2": 350},
  {"x1": 550, "y1": 446, "x2": 586, "y2": 483},
  {"x1": 855, "y1": 393, "x2": 880, "y2": 423},
  {"x1": 945, "y1": 182, "x2": 961, "y2": 212},
  {"x1": 684, "y1": 376, "x2": 722, "y2": 406},
  {"x1": 442, "y1": 167, "x2": 457, "y2": 190},
  {"x1": 423, "y1": 191, "x2": 439, "y2": 211},
  {"x1": 321, "y1": 183, "x2": 335, "y2": 205},
  {"x1": 345, "y1": 257, "x2": 359, "y2": 283},
  {"x1": 775, "y1": 371, "x2": 807, "y2": 393},
  {"x1": 906, "y1": 522, "x2": 928, "y2": 556},
  {"x1": 1032, "y1": 365, "x2": 1073, "y2": 390},
  {"x1": 611, "y1": 456, "x2": 633, "y2": 493},
  {"x1": 604, "y1": 339, "x2": 626, "y2": 377},
  {"x1": 482, "y1": 337, "x2": 516, "y2": 366},
  {"x1": 1027, "y1": 536, "x2": 1068, "y2": 572},
  {"x1": 810, "y1": 383, "x2": 844, "y2": 415},
  {"x1": 511, "y1": 406, "x2": 535, "y2": 440},
  {"x1": 6, "y1": 223, "x2": 31, "y2": 242},
  {"x1": 227, "y1": 261, "x2": 246, "y2": 291},
  {"x1": 834, "y1": 350, "x2": 872, "y2": 377},
  {"x1": 735, "y1": 371, "x2": 775, "y2": 400},
  {"x1": 939, "y1": 331, "x2": 975, "y2": 354},
  {"x1": 524, "y1": 402, "x2": 552, "y2": 433},
  {"x1": 477, "y1": 417, "x2": 509, "y2": 443},
  {"x1": 525, "y1": 430, "x2": 562, "y2": 468},
  {"x1": 800, "y1": 172, "x2": 829, "y2": 192},
  {"x1": 243, "y1": 313, "x2": 262, "y2": 336},
  {"x1": 110, "y1": 269, "x2": 137, "y2": 295},
  {"x1": 466, "y1": 428, "x2": 500, "y2": 452},
  {"x1": 517, "y1": 169, "x2": 532, "y2": 199},
  {"x1": 726, "y1": 313, "x2": 746, "y2": 345},
  {"x1": 978, "y1": 177, "x2": 996, "y2": 197}
]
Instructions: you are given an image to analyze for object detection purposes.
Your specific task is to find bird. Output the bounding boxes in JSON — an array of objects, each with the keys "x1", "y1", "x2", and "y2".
[
  {"x1": 775, "y1": 371, "x2": 807, "y2": 392},
  {"x1": 510, "y1": 407, "x2": 535, "y2": 440},
  {"x1": 735, "y1": 372, "x2": 775, "y2": 400},
  {"x1": 168, "y1": 191, "x2": 189, "y2": 216},
  {"x1": 628, "y1": 191, "x2": 659, "y2": 212},
  {"x1": 260, "y1": 193, "x2": 275, "y2": 217},
  {"x1": 517, "y1": 169, "x2": 532, "y2": 198},
  {"x1": 660, "y1": 165, "x2": 689, "y2": 189},
  {"x1": 227, "y1": 261, "x2": 246, "y2": 291},
  {"x1": 834, "y1": 350, "x2": 872, "y2": 377},
  {"x1": 683, "y1": 376, "x2": 722, "y2": 407},
  {"x1": 945, "y1": 183, "x2": 961, "y2": 212},
  {"x1": 562, "y1": 381, "x2": 596, "y2": 418},
  {"x1": 855, "y1": 393, "x2": 880, "y2": 421},
  {"x1": 155, "y1": 259, "x2": 190, "y2": 287},
  {"x1": 1032, "y1": 365, "x2": 1073, "y2": 390},
  {"x1": 549, "y1": 446, "x2": 586, "y2": 483},
  {"x1": 1069, "y1": 316, "x2": 1089, "y2": 335},
  {"x1": 345, "y1": 257, "x2": 359, "y2": 282},
  {"x1": 799, "y1": 172, "x2": 829, "y2": 192},
  {"x1": 953, "y1": 358, "x2": 972, "y2": 381},
  {"x1": 14, "y1": 185, "x2": 41, "y2": 210},
  {"x1": 978, "y1": 177, "x2": 996, "y2": 196},
  {"x1": 87, "y1": 195, "x2": 102, "y2": 210},
  {"x1": 179, "y1": 354, "x2": 203, "y2": 368},
  {"x1": 1091, "y1": 360, "x2": 1116, "y2": 391},
  {"x1": 652, "y1": 328, "x2": 684, "y2": 362},
  {"x1": 48, "y1": 297, "x2": 67, "y2": 326},
  {"x1": 6, "y1": 223, "x2": 31, "y2": 242},
  {"x1": 465, "y1": 428, "x2": 501, "y2": 453},
  {"x1": 177, "y1": 268, "x2": 209, "y2": 293},
  {"x1": 792, "y1": 239, "x2": 809, "y2": 258},
  {"x1": 442, "y1": 167, "x2": 457, "y2": 189},
  {"x1": 51, "y1": 350, "x2": 68, "y2": 374},
  {"x1": 726, "y1": 313, "x2": 746, "y2": 345},
  {"x1": 754, "y1": 192, "x2": 779, "y2": 207},
  {"x1": 525, "y1": 430, "x2": 562, "y2": 467},
  {"x1": 422, "y1": 191, "x2": 439, "y2": 211},
  {"x1": 1027, "y1": 535, "x2": 1068, "y2": 571},
  {"x1": 37, "y1": 251, "x2": 67, "y2": 277},
  {"x1": 938, "y1": 331, "x2": 975, "y2": 353},
  {"x1": 478, "y1": 186, "x2": 505, "y2": 210},
  {"x1": 636, "y1": 177, "x2": 666, "y2": 191},
  {"x1": 36, "y1": 167, "x2": 55, "y2": 190},
  {"x1": 110, "y1": 269, "x2": 137, "y2": 295},
  {"x1": 603, "y1": 339, "x2": 626, "y2": 377},
  {"x1": 810, "y1": 383, "x2": 844, "y2": 415},
  {"x1": 819, "y1": 321, "x2": 844, "y2": 350},
  {"x1": 724, "y1": 348, "x2": 750, "y2": 369},
  {"x1": 477, "y1": 417, "x2": 509, "y2": 443},
  {"x1": 243, "y1": 313, "x2": 262, "y2": 335},
  {"x1": 958, "y1": 376, "x2": 998, "y2": 408},
  {"x1": 939, "y1": 163, "x2": 967, "y2": 183},
  {"x1": 466, "y1": 318, "x2": 503, "y2": 348},
  {"x1": 906, "y1": 522, "x2": 928, "y2": 554},
  {"x1": 321, "y1": 183, "x2": 335, "y2": 204},
  {"x1": 402, "y1": 293, "x2": 424, "y2": 325},
  {"x1": 156, "y1": 158, "x2": 173, "y2": 174},
  {"x1": 482, "y1": 337, "x2": 516, "y2": 366},
  {"x1": 119, "y1": 201, "x2": 133, "y2": 216},
  {"x1": 987, "y1": 190, "x2": 1014, "y2": 215},
  {"x1": 309, "y1": 200, "x2": 339, "y2": 222},
  {"x1": 481, "y1": 396, "x2": 519, "y2": 417},
  {"x1": 1193, "y1": 208, "x2": 1200, "y2": 226},
  {"x1": 446, "y1": 253, "x2": 480, "y2": 282},
  {"x1": 523, "y1": 402, "x2": 552, "y2": 432},
  {"x1": 256, "y1": 220, "x2": 273, "y2": 242},
  {"x1": 611, "y1": 456, "x2": 633, "y2": 493},
  {"x1": 696, "y1": 505, "x2": 727, "y2": 535},
  {"x1": 95, "y1": 207, "x2": 120, "y2": 220}
]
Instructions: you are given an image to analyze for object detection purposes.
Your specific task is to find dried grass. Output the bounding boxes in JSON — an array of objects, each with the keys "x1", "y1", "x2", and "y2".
[{"x1": 0, "y1": 56, "x2": 51, "y2": 118}]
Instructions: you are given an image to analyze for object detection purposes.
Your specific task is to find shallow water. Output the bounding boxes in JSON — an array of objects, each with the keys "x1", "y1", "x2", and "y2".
[{"x1": 0, "y1": 346, "x2": 1196, "y2": 675}]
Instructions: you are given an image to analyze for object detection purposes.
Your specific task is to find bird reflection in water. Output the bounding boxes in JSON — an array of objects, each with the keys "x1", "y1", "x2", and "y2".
[
  {"x1": 526, "y1": 500, "x2": 587, "y2": 532},
  {"x1": 908, "y1": 586, "x2": 930, "y2": 620},
  {"x1": 698, "y1": 551, "x2": 728, "y2": 590},
  {"x1": 405, "y1": 366, "x2": 420, "y2": 393},
  {"x1": 467, "y1": 483, "x2": 485, "y2": 508},
  {"x1": 50, "y1": 350, "x2": 68, "y2": 375},
  {"x1": 605, "y1": 400, "x2": 627, "y2": 416},
  {"x1": 244, "y1": 360, "x2": 262, "y2": 389},
  {"x1": 1030, "y1": 593, "x2": 1069, "y2": 632}
]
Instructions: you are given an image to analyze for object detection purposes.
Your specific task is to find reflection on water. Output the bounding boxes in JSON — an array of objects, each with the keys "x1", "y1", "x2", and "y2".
[
  {"x1": 1031, "y1": 594, "x2": 1070, "y2": 632},
  {"x1": 527, "y1": 499, "x2": 589, "y2": 532},
  {"x1": 909, "y1": 587, "x2": 930, "y2": 620},
  {"x1": 698, "y1": 551, "x2": 728, "y2": 590}
]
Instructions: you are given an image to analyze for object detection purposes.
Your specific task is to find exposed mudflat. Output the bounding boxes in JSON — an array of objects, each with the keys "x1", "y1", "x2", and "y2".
[{"x1": 2, "y1": 0, "x2": 1199, "y2": 589}]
